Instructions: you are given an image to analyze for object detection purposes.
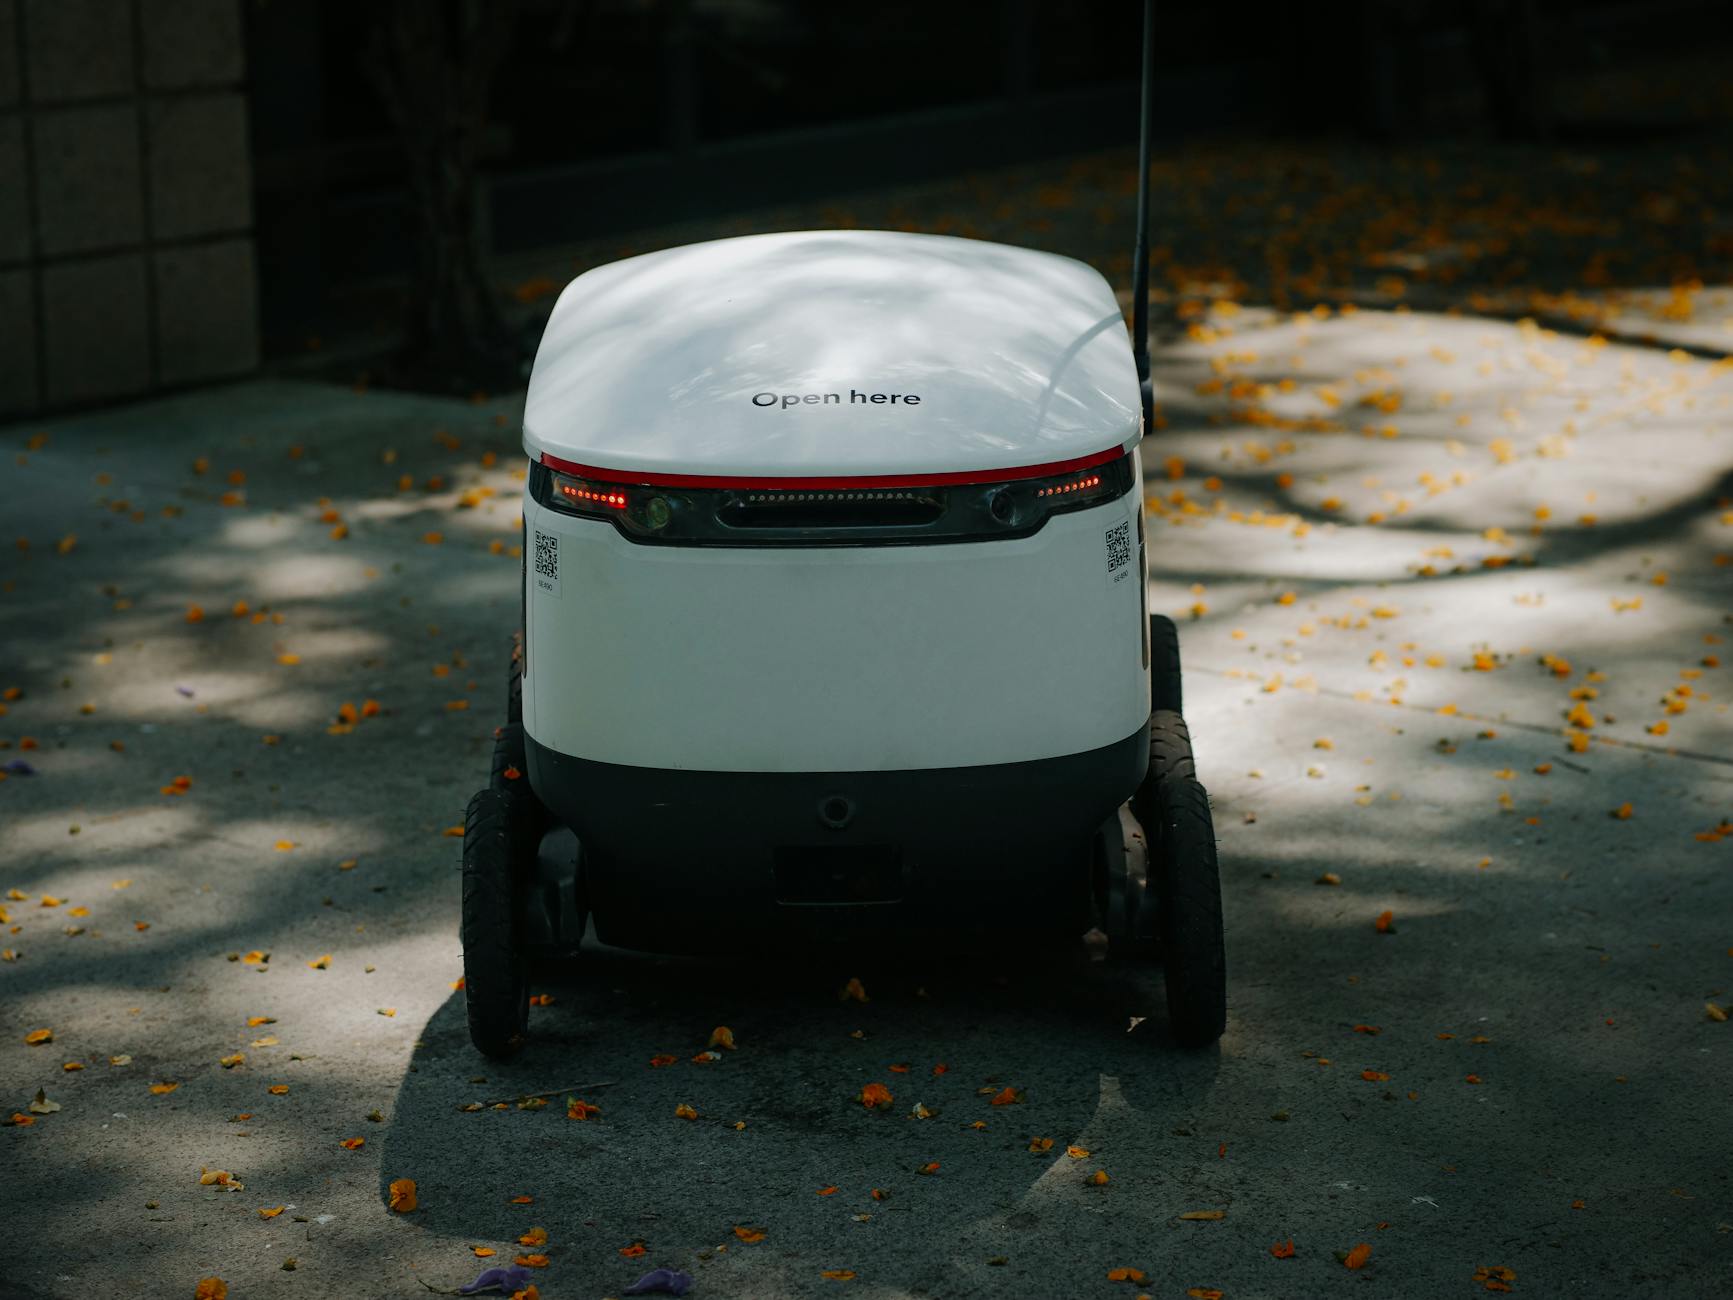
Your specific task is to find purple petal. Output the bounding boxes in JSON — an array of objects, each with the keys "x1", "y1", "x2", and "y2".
[
  {"x1": 176, "y1": 685, "x2": 196, "y2": 698},
  {"x1": 624, "y1": 1267, "x2": 695, "y2": 1297},
  {"x1": 2, "y1": 759, "x2": 35, "y2": 775},
  {"x1": 457, "y1": 1264, "x2": 534, "y2": 1295}
]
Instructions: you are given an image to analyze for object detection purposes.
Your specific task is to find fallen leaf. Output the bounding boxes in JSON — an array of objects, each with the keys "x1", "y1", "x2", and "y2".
[
  {"x1": 339, "y1": 1137, "x2": 365, "y2": 1150},
  {"x1": 1271, "y1": 1238, "x2": 1297, "y2": 1258},
  {"x1": 307, "y1": 954, "x2": 331, "y2": 970},
  {"x1": 27, "y1": 1089, "x2": 60, "y2": 1115},
  {"x1": 916, "y1": 1162, "x2": 940, "y2": 1176},
  {"x1": 1344, "y1": 1242, "x2": 1372, "y2": 1269},
  {"x1": 856, "y1": 1082, "x2": 894, "y2": 1111},
  {"x1": 839, "y1": 977, "x2": 869, "y2": 1003},
  {"x1": 150, "y1": 1082, "x2": 179, "y2": 1095},
  {"x1": 1107, "y1": 1267, "x2": 1147, "y2": 1283},
  {"x1": 1088, "y1": 1170, "x2": 1109, "y2": 1186},
  {"x1": 733, "y1": 1226, "x2": 767, "y2": 1244},
  {"x1": 619, "y1": 1243, "x2": 648, "y2": 1258},
  {"x1": 649, "y1": 1054, "x2": 678, "y2": 1067},
  {"x1": 820, "y1": 1270, "x2": 856, "y2": 1282},
  {"x1": 674, "y1": 1103, "x2": 698, "y2": 1121},
  {"x1": 1066, "y1": 1145, "x2": 1089, "y2": 1159},
  {"x1": 1375, "y1": 909, "x2": 1394, "y2": 933},
  {"x1": 194, "y1": 1280, "x2": 227, "y2": 1300},
  {"x1": 518, "y1": 1226, "x2": 548, "y2": 1247},
  {"x1": 258, "y1": 1206, "x2": 285, "y2": 1219},
  {"x1": 471, "y1": 1247, "x2": 496, "y2": 1258},
  {"x1": 267, "y1": 1084, "x2": 289, "y2": 1095},
  {"x1": 220, "y1": 1053, "x2": 244, "y2": 1069},
  {"x1": 709, "y1": 1025, "x2": 736, "y2": 1050},
  {"x1": 1179, "y1": 1210, "x2": 1224, "y2": 1221},
  {"x1": 513, "y1": 1254, "x2": 549, "y2": 1268},
  {"x1": 1028, "y1": 1137, "x2": 1054, "y2": 1153},
  {"x1": 388, "y1": 1178, "x2": 417, "y2": 1212},
  {"x1": 988, "y1": 1086, "x2": 1023, "y2": 1106},
  {"x1": 1361, "y1": 1069, "x2": 1390, "y2": 1082},
  {"x1": 1707, "y1": 1003, "x2": 1728, "y2": 1023},
  {"x1": 1187, "y1": 1291, "x2": 1225, "y2": 1300},
  {"x1": 23, "y1": 1028, "x2": 52, "y2": 1045}
]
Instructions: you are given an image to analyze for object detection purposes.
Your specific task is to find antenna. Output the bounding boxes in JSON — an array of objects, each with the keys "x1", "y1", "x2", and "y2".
[{"x1": 1130, "y1": 0, "x2": 1154, "y2": 434}]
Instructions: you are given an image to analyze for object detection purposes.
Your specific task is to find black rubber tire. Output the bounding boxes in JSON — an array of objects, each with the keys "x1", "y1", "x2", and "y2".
[
  {"x1": 462, "y1": 787, "x2": 532, "y2": 1059},
  {"x1": 1146, "y1": 710, "x2": 1195, "y2": 786},
  {"x1": 1151, "y1": 776, "x2": 1227, "y2": 1047},
  {"x1": 1150, "y1": 613, "x2": 1182, "y2": 714},
  {"x1": 1131, "y1": 710, "x2": 1196, "y2": 864}
]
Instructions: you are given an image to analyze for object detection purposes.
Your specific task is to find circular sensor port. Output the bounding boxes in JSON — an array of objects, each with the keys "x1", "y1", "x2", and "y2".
[{"x1": 818, "y1": 794, "x2": 854, "y2": 830}]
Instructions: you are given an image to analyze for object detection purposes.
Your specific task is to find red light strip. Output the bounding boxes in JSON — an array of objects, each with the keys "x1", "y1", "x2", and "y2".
[
  {"x1": 1035, "y1": 473, "x2": 1102, "y2": 498},
  {"x1": 559, "y1": 482, "x2": 626, "y2": 508},
  {"x1": 539, "y1": 446, "x2": 1124, "y2": 490}
]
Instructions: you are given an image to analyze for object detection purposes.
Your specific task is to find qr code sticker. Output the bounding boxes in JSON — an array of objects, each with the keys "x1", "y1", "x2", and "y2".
[
  {"x1": 533, "y1": 528, "x2": 560, "y2": 597},
  {"x1": 1104, "y1": 519, "x2": 1132, "y2": 583}
]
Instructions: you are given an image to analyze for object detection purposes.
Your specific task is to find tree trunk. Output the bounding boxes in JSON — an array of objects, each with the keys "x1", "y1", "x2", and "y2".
[{"x1": 363, "y1": 0, "x2": 521, "y2": 391}]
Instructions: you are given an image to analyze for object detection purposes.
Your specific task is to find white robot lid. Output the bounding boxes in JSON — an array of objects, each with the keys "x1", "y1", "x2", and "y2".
[{"x1": 522, "y1": 230, "x2": 1141, "y2": 482}]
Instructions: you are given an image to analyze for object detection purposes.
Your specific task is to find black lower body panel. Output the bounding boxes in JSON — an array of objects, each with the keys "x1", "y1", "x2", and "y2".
[{"x1": 525, "y1": 723, "x2": 1149, "y2": 953}]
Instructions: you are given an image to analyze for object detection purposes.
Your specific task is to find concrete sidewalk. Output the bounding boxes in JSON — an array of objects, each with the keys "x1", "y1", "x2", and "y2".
[{"x1": 4, "y1": 153, "x2": 1733, "y2": 1298}]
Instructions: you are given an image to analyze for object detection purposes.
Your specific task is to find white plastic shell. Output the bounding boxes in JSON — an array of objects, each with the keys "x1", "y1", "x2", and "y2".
[
  {"x1": 522, "y1": 464, "x2": 1148, "y2": 773},
  {"x1": 522, "y1": 230, "x2": 1140, "y2": 480}
]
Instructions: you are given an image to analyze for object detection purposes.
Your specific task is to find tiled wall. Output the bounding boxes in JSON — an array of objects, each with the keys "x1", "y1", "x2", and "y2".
[{"x1": 0, "y1": 0, "x2": 258, "y2": 416}]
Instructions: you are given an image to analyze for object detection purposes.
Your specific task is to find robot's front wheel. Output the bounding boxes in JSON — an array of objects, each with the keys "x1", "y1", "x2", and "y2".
[{"x1": 462, "y1": 787, "x2": 533, "y2": 1059}]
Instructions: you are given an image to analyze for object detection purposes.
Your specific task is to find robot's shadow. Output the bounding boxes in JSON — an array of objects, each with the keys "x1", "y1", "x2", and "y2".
[{"x1": 379, "y1": 936, "x2": 1220, "y2": 1287}]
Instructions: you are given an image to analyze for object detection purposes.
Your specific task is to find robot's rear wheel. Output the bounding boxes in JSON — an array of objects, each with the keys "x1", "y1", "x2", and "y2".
[{"x1": 461, "y1": 787, "x2": 533, "y2": 1059}]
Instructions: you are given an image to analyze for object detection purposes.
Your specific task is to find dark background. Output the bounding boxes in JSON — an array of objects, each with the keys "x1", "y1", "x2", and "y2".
[{"x1": 245, "y1": 0, "x2": 1733, "y2": 364}]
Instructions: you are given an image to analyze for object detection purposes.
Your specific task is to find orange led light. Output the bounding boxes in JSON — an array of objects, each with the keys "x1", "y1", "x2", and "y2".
[
  {"x1": 559, "y1": 480, "x2": 626, "y2": 508},
  {"x1": 1035, "y1": 473, "x2": 1101, "y2": 499}
]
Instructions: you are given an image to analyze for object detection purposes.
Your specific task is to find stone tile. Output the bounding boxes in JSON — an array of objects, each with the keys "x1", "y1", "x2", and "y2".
[
  {"x1": 0, "y1": 113, "x2": 28, "y2": 261},
  {"x1": 31, "y1": 103, "x2": 142, "y2": 255},
  {"x1": 0, "y1": 1, "x2": 20, "y2": 108},
  {"x1": 0, "y1": 266, "x2": 39, "y2": 414},
  {"x1": 140, "y1": 0, "x2": 242, "y2": 89},
  {"x1": 22, "y1": 0, "x2": 133, "y2": 103},
  {"x1": 154, "y1": 237, "x2": 257, "y2": 384},
  {"x1": 146, "y1": 93, "x2": 250, "y2": 239},
  {"x1": 41, "y1": 251, "x2": 149, "y2": 404}
]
